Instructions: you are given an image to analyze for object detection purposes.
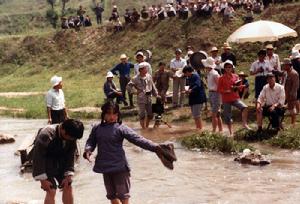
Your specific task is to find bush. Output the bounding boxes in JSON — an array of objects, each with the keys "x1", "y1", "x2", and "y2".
[
  {"x1": 234, "y1": 128, "x2": 278, "y2": 142},
  {"x1": 46, "y1": 9, "x2": 58, "y2": 28},
  {"x1": 181, "y1": 131, "x2": 253, "y2": 154}
]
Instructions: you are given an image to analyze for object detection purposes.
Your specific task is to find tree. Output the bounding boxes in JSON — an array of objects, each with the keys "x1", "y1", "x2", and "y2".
[
  {"x1": 61, "y1": 0, "x2": 70, "y2": 15},
  {"x1": 47, "y1": 0, "x2": 56, "y2": 10}
]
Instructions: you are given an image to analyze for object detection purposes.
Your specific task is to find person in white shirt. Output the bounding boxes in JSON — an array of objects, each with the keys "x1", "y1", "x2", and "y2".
[
  {"x1": 46, "y1": 75, "x2": 68, "y2": 124},
  {"x1": 256, "y1": 73, "x2": 285, "y2": 131},
  {"x1": 210, "y1": 46, "x2": 222, "y2": 74},
  {"x1": 265, "y1": 44, "x2": 281, "y2": 71},
  {"x1": 134, "y1": 51, "x2": 152, "y2": 76},
  {"x1": 202, "y1": 57, "x2": 223, "y2": 132},
  {"x1": 250, "y1": 49, "x2": 273, "y2": 99},
  {"x1": 170, "y1": 48, "x2": 187, "y2": 107}
]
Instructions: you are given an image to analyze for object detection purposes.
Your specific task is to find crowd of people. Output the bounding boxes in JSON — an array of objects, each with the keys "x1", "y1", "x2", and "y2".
[{"x1": 102, "y1": 43, "x2": 300, "y2": 135}]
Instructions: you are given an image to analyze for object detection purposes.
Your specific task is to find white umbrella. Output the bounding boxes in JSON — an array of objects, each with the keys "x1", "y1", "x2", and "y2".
[
  {"x1": 227, "y1": 20, "x2": 298, "y2": 43},
  {"x1": 292, "y1": 43, "x2": 300, "y2": 51}
]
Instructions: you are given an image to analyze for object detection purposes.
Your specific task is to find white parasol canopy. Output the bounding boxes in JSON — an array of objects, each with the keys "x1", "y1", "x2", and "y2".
[
  {"x1": 293, "y1": 43, "x2": 300, "y2": 51},
  {"x1": 227, "y1": 20, "x2": 298, "y2": 43}
]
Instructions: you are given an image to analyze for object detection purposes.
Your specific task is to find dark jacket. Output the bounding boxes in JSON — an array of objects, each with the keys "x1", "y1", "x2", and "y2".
[
  {"x1": 85, "y1": 123, "x2": 158, "y2": 174},
  {"x1": 32, "y1": 125, "x2": 76, "y2": 180},
  {"x1": 221, "y1": 52, "x2": 237, "y2": 66},
  {"x1": 187, "y1": 72, "x2": 207, "y2": 105}
]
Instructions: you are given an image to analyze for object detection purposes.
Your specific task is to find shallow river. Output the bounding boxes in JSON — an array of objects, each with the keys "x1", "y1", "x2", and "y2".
[{"x1": 1, "y1": 118, "x2": 300, "y2": 204}]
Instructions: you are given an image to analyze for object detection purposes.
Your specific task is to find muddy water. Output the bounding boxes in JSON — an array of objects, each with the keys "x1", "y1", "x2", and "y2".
[{"x1": 1, "y1": 118, "x2": 300, "y2": 204}]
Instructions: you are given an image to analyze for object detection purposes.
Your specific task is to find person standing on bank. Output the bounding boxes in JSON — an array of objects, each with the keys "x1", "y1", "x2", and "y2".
[
  {"x1": 127, "y1": 62, "x2": 159, "y2": 129},
  {"x1": 111, "y1": 54, "x2": 135, "y2": 107},
  {"x1": 183, "y1": 66, "x2": 207, "y2": 130},
  {"x1": 46, "y1": 75, "x2": 68, "y2": 124},
  {"x1": 32, "y1": 119, "x2": 84, "y2": 204}
]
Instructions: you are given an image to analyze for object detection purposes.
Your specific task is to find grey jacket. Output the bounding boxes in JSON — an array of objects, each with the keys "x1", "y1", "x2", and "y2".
[
  {"x1": 32, "y1": 125, "x2": 76, "y2": 180},
  {"x1": 85, "y1": 122, "x2": 158, "y2": 174}
]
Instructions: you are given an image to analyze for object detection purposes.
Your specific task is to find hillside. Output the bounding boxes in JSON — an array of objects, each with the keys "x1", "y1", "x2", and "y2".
[{"x1": 0, "y1": 2, "x2": 300, "y2": 118}]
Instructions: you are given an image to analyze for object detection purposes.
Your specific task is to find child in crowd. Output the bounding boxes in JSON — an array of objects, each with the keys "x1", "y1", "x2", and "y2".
[
  {"x1": 237, "y1": 71, "x2": 249, "y2": 99},
  {"x1": 83, "y1": 101, "x2": 175, "y2": 204}
]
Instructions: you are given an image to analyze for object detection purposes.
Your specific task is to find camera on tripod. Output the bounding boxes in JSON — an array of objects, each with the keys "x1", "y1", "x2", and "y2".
[{"x1": 152, "y1": 98, "x2": 171, "y2": 128}]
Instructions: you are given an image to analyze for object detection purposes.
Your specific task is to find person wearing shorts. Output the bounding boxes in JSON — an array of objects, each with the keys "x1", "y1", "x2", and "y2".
[
  {"x1": 127, "y1": 62, "x2": 159, "y2": 129},
  {"x1": 84, "y1": 102, "x2": 164, "y2": 204},
  {"x1": 218, "y1": 60, "x2": 251, "y2": 136},
  {"x1": 283, "y1": 58, "x2": 299, "y2": 127},
  {"x1": 202, "y1": 57, "x2": 223, "y2": 132},
  {"x1": 183, "y1": 66, "x2": 206, "y2": 129},
  {"x1": 32, "y1": 119, "x2": 84, "y2": 204}
]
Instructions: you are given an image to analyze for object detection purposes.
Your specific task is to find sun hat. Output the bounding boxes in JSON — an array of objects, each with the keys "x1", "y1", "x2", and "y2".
[
  {"x1": 120, "y1": 54, "x2": 128, "y2": 59},
  {"x1": 210, "y1": 47, "x2": 218, "y2": 52},
  {"x1": 50, "y1": 75, "x2": 62, "y2": 87},
  {"x1": 138, "y1": 62, "x2": 149, "y2": 69},
  {"x1": 222, "y1": 42, "x2": 231, "y2": 49},
  {"x1": 187, "y1": 50, "x2": 194, "y2": 55},
  {"x1": 265, "y1": 44, "x2": 275, "y2": 50},
  {"x1": 175, "y1": 48, "x2": 182, "y2": 54},
  {"x1": 238, "y1": 71, "x2": 248, "y2": 77},
  {"x1": 135, "y1": 51, "x2": 144, "y2": 58},
  {"x1": 106, "y1": 71, "x2": 114, "y2": 78},
  {"x1": 281, "y1": 58, "x2": 292, "y2": 65},
  {"x1": 291, "y1": 50, "x2": 300, "y2": 59},
  {"x1": 222, "y1": 60, "x2": 235, "y2": 69},
  {"x1": 201, "y1": 57, "x2": 216, "y2": 69}
]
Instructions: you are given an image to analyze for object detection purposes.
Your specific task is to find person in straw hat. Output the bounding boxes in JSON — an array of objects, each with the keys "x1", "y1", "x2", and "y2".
[
  {"x1": 46, "y1": 75, "x2": 68, "y2": 124},
  {"x1": 291, "y1": 50, "x2": 300, "y2": 113},
  {"x1": 282, "y1": 58, "x2": 299, "y2": 127},
  {"x1": 111, "y1": 54, "x2": 135, "y2": 107},
  {"x1": 237, "y1": 71, "x2": 249, "y2": 99},
  {"x1": 202, "y1": 57, "x2": 223, "y2": 132},
  {"x1": 221, "y1": 42, "x2": 236, "y2": 66},
  {"x1": 265, "y1": 44, "x2": 281, "y2": 71},
  {"x1": 210, "y1": 46, "x2": 222, "y2": 74}
]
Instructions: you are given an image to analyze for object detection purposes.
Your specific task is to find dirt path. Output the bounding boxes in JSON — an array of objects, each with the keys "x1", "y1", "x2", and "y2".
[
  {"x1": 0, "y1": 92, "x2": 45, "y2": 98},
  {"x1": 0, "y1": 106, "x2": 24, "y2": 113}
]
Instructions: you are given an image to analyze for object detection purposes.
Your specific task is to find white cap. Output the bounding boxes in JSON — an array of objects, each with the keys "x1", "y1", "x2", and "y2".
[
  {"x1": 135, "y1": 51, "x2": 144, "y2": 58},
  {"x1": 201, "y1": 57, "x2": 216, "y2": 69},
  {"x1": 138, "y1": 62, "x2": 149, "y2": 70},
  {"x1": 106, "y1": 71, "x2": 114, "y2": 78},
  {"x1": 50, "y1": 75, "x2": 62, "y2": 87},
  {"x1": 291, "y1": 50, "x2": 300, "y2": 59},
  {"x1": 222, "y1": 60, "x2": 235, "y2": 69}
]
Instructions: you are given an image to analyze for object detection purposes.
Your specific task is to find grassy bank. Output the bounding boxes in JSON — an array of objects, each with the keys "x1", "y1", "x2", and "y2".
[{"x1": 181, "y1": 131, "x2": 253, "y2": 154}]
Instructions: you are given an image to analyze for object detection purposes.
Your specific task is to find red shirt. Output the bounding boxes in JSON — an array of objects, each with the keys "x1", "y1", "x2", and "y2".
[{"x1": 217, "y1": 73, "x2": 240, "y2": 103}]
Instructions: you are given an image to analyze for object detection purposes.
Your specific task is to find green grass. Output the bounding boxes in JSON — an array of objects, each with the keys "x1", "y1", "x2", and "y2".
[{"x1": 181, "y1": 131, "x2": 254, "y2": 154}]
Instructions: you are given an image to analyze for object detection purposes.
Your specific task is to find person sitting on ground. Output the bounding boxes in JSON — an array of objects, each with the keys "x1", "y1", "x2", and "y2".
[
  {"x1": 113, "y1": 18, "x2": 123, "y2": 33},
  {"x1": 61, "y1": 17, "x2": 69, "y2": 29},
  {"x1": 256, "y1": 73, "x2": 285, "y2": 131},
  {"x1": 73, "y1": 16, "x2": 82, "y2": 31},
  {"x1": 46, "y1": 75, "x2": 68, "y2": 125},
  {"x1": 141, "y1": 5, "x2": 149, "y2": 19},
  {"x1": 217, "y1": 60, "x2": 251, "y2": 136},
  {"x1": 84, "y1": 15, "x2": 92, "y2": 27},
  {"x1": 127, "y1": 62, "x2": 159, "y2": 129},
  {"x1": 153, "y1": 62, "x2": 173, "y2": 104},
  {"x1": 166, "y1": 4, "x2": 176, "y2": 17},
  {"x1": 223, "y1": 3, "x2": 235, "y2": 22},
  {"x1": 109, "y1": 5, "x2": 119, "y2": 22},
  {"x1": 77, "y1": 5, "x2": 86, "y2": 25},
  {"x1": 32, "y1": 119, "x2": 84, "y2": 204},
  {"x1": 68, "y1": 16, "x2": 75, "y2": 28},
  {"x1": 243, "y1": 6, "x2": 254, "y2": 24},
  {"x1": 183, "y1": 66, "x2": 207, "y2": 130},
  {"x1": 201, "y1": 0, "x2": 213, "y2": 17},
  {"x1": 149, "y1": 5, "x2": 158, "y2": 20},
  {"x1": 111, "y1": 54, "x2": 135, "y2": 107},
  {"x1": 124, "y1": 8, "x2": 132, "y2": 25},
  {"x1": 178, "y1": 3, "x2": 189, "y2": 19},
  {"x1": 282, "y1": 58, "x2": 299, "y2": 127},
  {"x1": 237, "y1": 71, "x2": 250, "y2": 99},
  {"x1": 202, "y1": 57, "x2": 223, "y2": 132},
  {"x1": 83, "y1": 101, "x2": 171, "y2": 204},
  {"x1": 104, "y1": 71, "x2": 126, "y2": 105},
  {"x1": 157, "y1": 4, "x2": 166, "y2": 20},
  {"x1": 131, "y1": 8, "x2": 141, "y2": 23},
  {"x1": 250, "y1": 49, "x2": 273, "y2": 100},
  {"x1": 221, "y1": 42, "x2": 237, "y2": 66}
]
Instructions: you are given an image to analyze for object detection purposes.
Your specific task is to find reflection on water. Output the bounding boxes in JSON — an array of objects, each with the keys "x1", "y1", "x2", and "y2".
[{"x1": 1, "y1": 118, "x2": 300, "y2": 204}]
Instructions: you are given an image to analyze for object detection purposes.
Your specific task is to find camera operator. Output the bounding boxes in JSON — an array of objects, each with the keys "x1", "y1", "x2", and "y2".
[{"x1": 250, "y1": 49, "x2": 273, "y2": 101}]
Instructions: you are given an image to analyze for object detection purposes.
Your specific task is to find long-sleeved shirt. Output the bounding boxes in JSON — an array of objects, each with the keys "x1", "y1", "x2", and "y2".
[
  {"x1": 111, "y1": 62, "x2": 134, "y2": 77},
  {"x1": 257, "y1": 83, "x2": 285, "y2": 106},
  {"x1": 103, "y1": 80, "x2": 118, "y2": 97},
  {"x1": 187, "y1": 72, "x2": 207, "y2": 105},
  {"x1": 85, "y1": 122, "x2": 158, "y2": 174},
  {"x1": 221, "y1": 52, "x2": 236, "y2": 66},
  {"x1": 32, "y1": 125, "x2": 76, "y2": 180},
  {"x1": 285, "y1": 69, "x2": 299, "y2": 101},
  {"x1": 266, "y1": 53, "x2": 281, "y2": 71},
  {"x1": 127, "y1": 73, "x2": 158, "y2": 104},
  {"x1": 217, "y1": 73, "x2": 240, "y2": 103},
  {"x1": 250, "y1": 60, "x2": 273, "y2": 77}
]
